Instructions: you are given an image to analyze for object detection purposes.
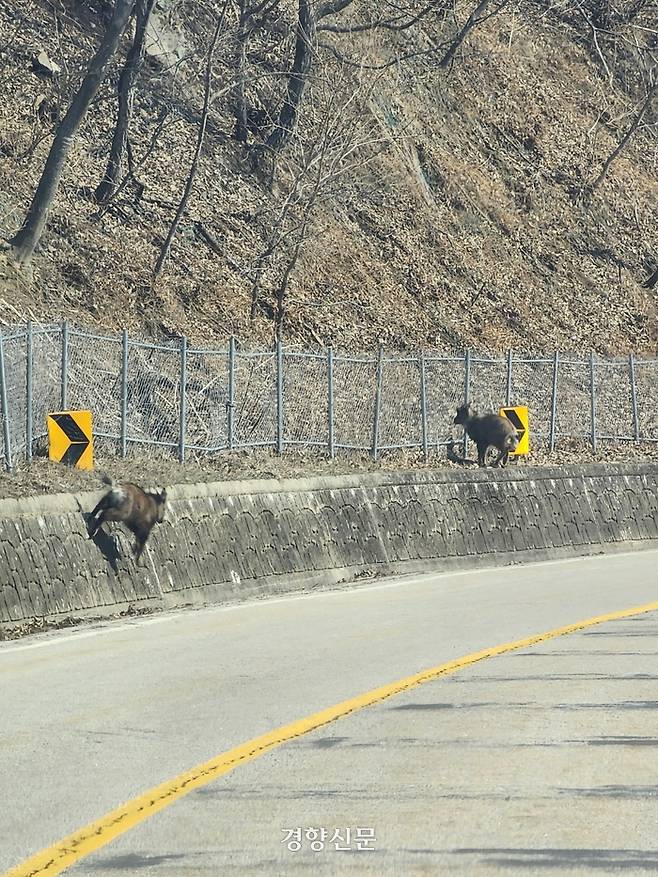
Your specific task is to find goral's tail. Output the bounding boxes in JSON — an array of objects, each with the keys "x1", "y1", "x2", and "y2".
[{"x1": 100, "y1": 473, "x2": 126, "y2": 507}]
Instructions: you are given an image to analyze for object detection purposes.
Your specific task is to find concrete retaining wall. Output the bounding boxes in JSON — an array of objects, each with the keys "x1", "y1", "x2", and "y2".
[{"x1": 1, "y1": 463, "x2": 657, "y2": 630}]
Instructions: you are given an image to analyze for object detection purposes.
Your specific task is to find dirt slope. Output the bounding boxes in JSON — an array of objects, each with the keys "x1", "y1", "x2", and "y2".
[{"x1": 0, "y1": 0, "x2": 656, "y2": 353}]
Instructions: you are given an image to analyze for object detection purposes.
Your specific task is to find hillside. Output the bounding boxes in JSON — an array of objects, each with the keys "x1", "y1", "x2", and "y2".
[{"x1": 0, "y1": 0, "x2": 656, "y2": 354}]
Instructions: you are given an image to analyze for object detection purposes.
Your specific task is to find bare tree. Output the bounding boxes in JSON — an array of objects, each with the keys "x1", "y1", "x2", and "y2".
[
  {"x1": 439, "y1": 0, "x2": 510, "y2": 68},
  {"x1": 152, "y1": 3, "x2": 228, "y2": 283},
  {"x1": 5, "y1": 0, "x2": 136, "y2": 267},
  {"x1": 95, "y1": 0, "x2": 156, "y2": 204},
  {"x1": 256, "y1": 0, "x2": 506, "y2": 157},
  {"x1": 250, "y1": 65, "x2": 388, "y2": 340},
  {"x1": 234, "y1": 0, "x2": 253, "y2": 143},
  {"x1": 232, "y1": 0, "x2": 281, "y2": 143},
  {"x1": 590, "y1": 71, "x2": 657, "y2": 190},
  {"x1": 263, "y1": 0, "x2": 316, "y2": 153},
  {"x1": 537, "y1": 0, "x2": 655, "y2": 86},
  {"x1": 262, "y1": 0, "x2": 434, "y2": 153}
]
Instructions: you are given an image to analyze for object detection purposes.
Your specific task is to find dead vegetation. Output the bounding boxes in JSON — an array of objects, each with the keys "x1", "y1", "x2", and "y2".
[
  {"x1": 1, "y1": 439, "x2": 657, "y2": 501},
  {"x1": 0, "y1": 0, "x2": 655, "y2": 354}
]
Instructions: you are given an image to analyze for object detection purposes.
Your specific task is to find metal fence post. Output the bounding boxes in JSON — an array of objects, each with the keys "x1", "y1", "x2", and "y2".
[
  {"x1": 120, "y1": 329, "x2": 129, "y2": 458},
  {"x1": 505, "y1": 348, "x2": 513, "y2": 406},
  {"x1": 629, "y1": 353, "x2": 640, "y2": 442},
  {"x1": 26, "y1": 321, "x2": 33, "y2": 462},
  {"x1": 463, "y1": 348, "x2": 471, "y2": 457},
  {"x1": 276, "y1": 340, "x2": 284, "y2": 454},
  {"x1": 327, "y1": 346, "x2": 334, "y2": 459},
  {"x1": 60, "y1": 320, "x2": 69, "y2": 410},
  {"x1": 420, "y1": 349, "x2": 428, "y2": 461},
  {"x1": 178, "y1": 335, "x2": 187, "y2": 463},
  {"x1": 590, "y1": 350, "x2": 597, "y2": 451},
  {"x1": 372, "y1": 345, "x2": 384, "y2": 460},
  {"x1": 227, "y1": 336, "x2": 236, "y2": 451},
  {"x1": 0, "y1": 331, "x2": 12, "y2": 472},
  {"x1": 549, "y1": 350, "x2": 559, "y2": 452}
]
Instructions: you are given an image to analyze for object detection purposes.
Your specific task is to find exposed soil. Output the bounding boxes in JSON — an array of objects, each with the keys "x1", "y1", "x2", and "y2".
[{"x1": 0, "y1": 0, "x2": 656, "y2": 355}]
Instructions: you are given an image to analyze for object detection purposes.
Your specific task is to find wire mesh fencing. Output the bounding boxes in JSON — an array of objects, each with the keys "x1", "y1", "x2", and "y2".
[{"x1": 0, "y1": 321, "x2": 656, "y2": 471}]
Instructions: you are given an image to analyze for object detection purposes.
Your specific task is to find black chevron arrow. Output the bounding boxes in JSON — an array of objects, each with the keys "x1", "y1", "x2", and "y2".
[
  {"x1": 502, "y1": 408, "x2": 526, "y2": 443},
  {"x1": 51, "y1": 413, "x2": 90, "y2": 465},
  {"x1": 502, "y1": 408, "x2": 525, "y2": 432},
  {"x1": 61, "y1": 441, "x2": 88, "y2": 466},
  {"x1": 51, "y1": 413, "x2": 89, "y2": 443}
]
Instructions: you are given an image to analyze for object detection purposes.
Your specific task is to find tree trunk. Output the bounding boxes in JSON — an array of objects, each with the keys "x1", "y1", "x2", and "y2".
[
  {"x1": 590, "y1": 78, "x2": 657, "y2": 191},
  {"x1": 264, "y1": 0, "x2": 315, "y2": 152},
  {"x1": 273, "y1": 239, "x2": 301, "y2": 341},
  {"x1": 9, "y1": 0, "x2": 135, "y2": 266},
  {"x1": 95, "y1": 0, "x2": 155, "y2": 204},
  {"x1": 152, "y1": 7, "x2": 226, "y2": 283},
  {"x1": 233, "y1": 0, "x2": 250, "y2": 143},
  {"x1": 439, "y1": 0, "x2": 494, "y2": 69}
]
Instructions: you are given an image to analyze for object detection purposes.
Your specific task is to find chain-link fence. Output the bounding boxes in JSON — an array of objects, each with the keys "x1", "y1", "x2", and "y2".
[{"x1": 0, "y1": 322, "x2": 656, "y2": 470}]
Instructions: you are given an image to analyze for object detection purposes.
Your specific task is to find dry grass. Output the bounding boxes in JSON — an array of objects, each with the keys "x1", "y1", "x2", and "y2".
[
  {"x1": 1, "y1": 439, "x2": 657, "y2": 500},
  {"x1": 0, "y1": 0, "x2": 655, "y2": 356}
]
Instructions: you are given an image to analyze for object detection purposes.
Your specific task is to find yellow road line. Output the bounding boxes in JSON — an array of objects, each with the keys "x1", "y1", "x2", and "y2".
[{"x1": 6, "y1": 598, "x2": 658, "y2": 877}]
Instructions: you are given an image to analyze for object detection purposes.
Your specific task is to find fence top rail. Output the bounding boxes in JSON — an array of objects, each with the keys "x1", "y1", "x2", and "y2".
[
  {"x1": 2, "y1": 322, "x2": 657, "y2": 364},
  {"x1": 379, "y1": 355, "x2": 422, "y2": 364},
  {"x1": 188, "y1": 346, "x2": 228, "y2": 356},
  {"x1": 333, "y1": 354, "x2": 377, "y2": 365},
  {"x1": 334, "y1": 353, "x2": 423, "y2": 364},
  {"x1": 0, "y1": 331, "x2": 28, "y2": 342},
  {"x1": 629, "y1": 357, "x2": 658, "y2": 366},
  {"x1": 423, "y1": 355, "x2": 465, "y2": 364},
  {"x1": 468, "y1": 355, "x2": 505, "y2": 364},
  {"x1": 235, "y1": 350, "x2": 276, "y2": 361},
  {"x1": 3, "y1": 322, "x2": 60, "y2": 335},
  {"x1": 594, "y1": 360, "x2": 641, "y2": 369},
  {"x1": 130, "y1": 339, "x2": 179, "y2": 353},
  {"x1": 283, "y1": 351, "x2": 326, "y2": 362},
  {"x1": 69, "y1": 328, "x2": 122, "y2": 345},
  {"x1": 27, "y1": 325, "x2": 61, "y2": 337}
]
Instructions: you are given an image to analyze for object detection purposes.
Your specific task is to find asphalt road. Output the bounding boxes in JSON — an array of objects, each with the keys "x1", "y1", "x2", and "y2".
[{"x1": 2, "y1": 550, "x2": 658, "y2": 876}]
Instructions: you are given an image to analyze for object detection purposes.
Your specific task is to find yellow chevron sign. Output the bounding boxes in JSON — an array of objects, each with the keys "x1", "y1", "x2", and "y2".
[
  {"x1": 47, "y1": 410, "x2": 94, "y2": 469},
  {"x1": 499, "y1": 406, "x2": 530, "y2": 455}
]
